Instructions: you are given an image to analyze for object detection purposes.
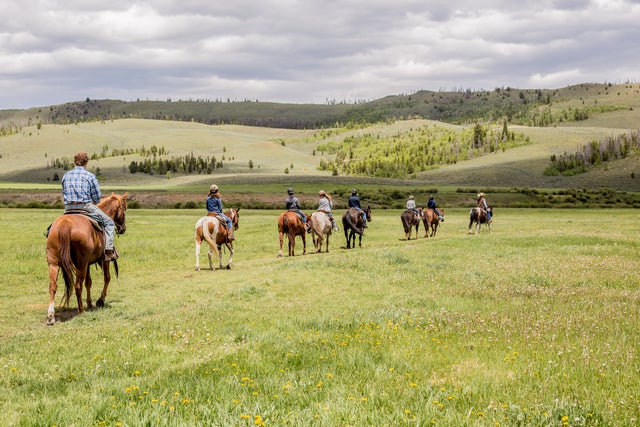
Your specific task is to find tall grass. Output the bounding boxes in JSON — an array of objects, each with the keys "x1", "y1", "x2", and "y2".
[{"x1": 1, "y1": 208, "x2": 639, "y2": 426}]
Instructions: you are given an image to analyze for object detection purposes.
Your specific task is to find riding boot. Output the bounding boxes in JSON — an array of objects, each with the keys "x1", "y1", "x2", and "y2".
[
  {"x1": 332, "y1": 219, "x2": 339, "y2": 231},
  {"x1": 104, "y1": 247, "x2": 119, "y2": 262}
]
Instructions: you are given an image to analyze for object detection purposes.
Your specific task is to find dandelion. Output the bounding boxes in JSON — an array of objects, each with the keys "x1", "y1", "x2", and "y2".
[
  {"x1": 477, "y1": 411, "x2": 484, "y2": 417},
  {"x1": 254, "y1": 415, "x2": 265, "y2": 426}
]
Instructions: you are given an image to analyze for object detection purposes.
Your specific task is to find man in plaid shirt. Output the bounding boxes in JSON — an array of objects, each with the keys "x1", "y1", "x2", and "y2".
[{"x1": 62, "y1": 151, "x2": 118, "y2": 261}]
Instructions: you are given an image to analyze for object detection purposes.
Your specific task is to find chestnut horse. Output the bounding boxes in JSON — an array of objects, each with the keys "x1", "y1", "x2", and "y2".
[
  {"x1": 422, "y1": 208, "x2": 445, "y2": 238},
  {"x1": 195, "y1": 208, "x2": 240, "y2": 270},
  {"x1": 45, "y1": 193, "x2": 128, "y2": 325},
  {"x1": 310, "y1": 211, "x2": 333, "y2": 253},
  {"x1": 400, "y1": 208, "x2": 422, "y2": 240},
  {"x1": 342, "y1": 206, "x2": 372, "y2": 249},
  {"x1": 278, "y1": 211, "x2": 309, "y2": 257},
  {"x1": 468, "y1": 206, "x2": 492, "y2": 234}
]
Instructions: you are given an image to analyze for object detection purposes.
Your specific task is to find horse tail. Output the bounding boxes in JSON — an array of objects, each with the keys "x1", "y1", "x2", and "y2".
[
  {"x1": 201, "y1": 218, "x2": 217, "y2": 247},
  {"x1": 57, "y1": 221, "x2": 78, "y2": 303}
]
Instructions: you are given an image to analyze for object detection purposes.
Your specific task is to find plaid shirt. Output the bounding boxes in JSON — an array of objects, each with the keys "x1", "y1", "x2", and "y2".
[{"x1": 61, "y1": 166, "x2": 102, "y2": 205}]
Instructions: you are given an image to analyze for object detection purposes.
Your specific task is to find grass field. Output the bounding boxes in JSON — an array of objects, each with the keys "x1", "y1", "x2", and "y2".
[{"x1": 1, "y1": 208, "x2": 639, "y2": 426}]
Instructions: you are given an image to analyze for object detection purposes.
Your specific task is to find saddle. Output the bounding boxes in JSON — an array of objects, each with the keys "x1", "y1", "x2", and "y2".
[
  {"x1": 44, "y1": 210, "x2": 103, "y2": 237},
  {"x1": 64, "y1": 209, "x2": 104, "y2": 231}
]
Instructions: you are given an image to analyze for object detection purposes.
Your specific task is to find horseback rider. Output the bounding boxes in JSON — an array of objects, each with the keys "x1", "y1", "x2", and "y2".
[
  {"x1": 427, "y1": 195, "x2": 444, "y2": 222},
  {"x1": 62, "y1": 151, "x2": 118, "y2": 261},
  {"x1": 406, "y1": 195, "x2": 420, "y2": 219},
  {"x1": 348, "y1": 189, "x2": 367, "y2": 228},
  {"x1": 317, "y1": 190, "x2": 339, "y2": 231},
  {"x1": 285, "y1": 188, "x2": 311, "y2": 233},
  {"x1": 206, "y1": 184, "x2": 235, "y2": 241},
  {"x1": 477, "y1": 192, "x2": 492, "y2": 223}
]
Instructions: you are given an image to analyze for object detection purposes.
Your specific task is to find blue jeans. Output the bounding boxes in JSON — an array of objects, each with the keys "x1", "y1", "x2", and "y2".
[{"x1": 67, "y1": 203, "x2": 115, "y2": 250}]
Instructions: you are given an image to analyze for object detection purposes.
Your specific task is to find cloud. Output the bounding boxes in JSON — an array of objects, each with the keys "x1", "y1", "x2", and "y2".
[{"x1": 1, "y1": 0, "x2": 639, "y2": 108}]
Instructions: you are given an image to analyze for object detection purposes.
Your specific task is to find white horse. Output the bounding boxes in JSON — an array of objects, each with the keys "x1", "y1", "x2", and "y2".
[
  {"x1": 310, "y1": 211, "x2": 333, "y2": 253},
  {"x1": 194, "y1": 216, "x2": 234, "y2": 270}
]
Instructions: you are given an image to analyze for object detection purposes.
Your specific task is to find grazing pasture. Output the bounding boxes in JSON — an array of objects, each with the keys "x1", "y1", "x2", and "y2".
[{"x1": 1, "y1": 208, "x2": 639, "y2": 426}]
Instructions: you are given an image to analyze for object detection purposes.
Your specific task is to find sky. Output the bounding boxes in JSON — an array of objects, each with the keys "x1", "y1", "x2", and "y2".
[{"x1": 2, "y1": 0, "x2": 639, "y2": 109}]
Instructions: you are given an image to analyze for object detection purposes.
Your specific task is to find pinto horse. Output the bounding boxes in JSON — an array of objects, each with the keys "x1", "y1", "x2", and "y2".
[
  {"x1": 422, "y1": 208, "x2": 445, "y2": 238},
  {"x1": 310, "y1": 211, "x2": 333, "y2": 253},
  {"x1": 195, "y1": 208, "x2": 240, "y2": 271},
  {"x1": 400, "y1": 208, "x2": 422, "y2": 240},
  {"x1": 468, "y1": 206, "x2": 492, "y2": 234},
  {"x1": 45, "y1": 193, "x2": 128, "y2": 325},
  {"x1": 278, "y1": 211, "x2": 309, "y2": 257},
  {"x1": 342, "y1": 206, "x2": 371, "y2": 249}
]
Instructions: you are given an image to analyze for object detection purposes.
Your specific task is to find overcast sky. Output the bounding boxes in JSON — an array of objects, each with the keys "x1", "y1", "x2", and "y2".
[{"x1": 2, "y1": 0, "x2": 639, "y2": 109}]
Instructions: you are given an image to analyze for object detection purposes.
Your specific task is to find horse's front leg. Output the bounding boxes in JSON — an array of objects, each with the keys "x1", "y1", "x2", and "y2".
[
  {"x1": 226, "y1": 242, "x2": 233, "y2": 270},
  {"x1": 97, "y1": 261, "x2": 112, "y2": 308},
  {"x1": 47, "y1": 263, "x2": 60, "y2": 325}
]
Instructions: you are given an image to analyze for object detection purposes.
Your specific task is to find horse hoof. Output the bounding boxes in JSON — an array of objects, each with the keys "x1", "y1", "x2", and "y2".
[
  {"x1": 96, "y1": 299, "x2": 105, "y2": 308},
  {"x1": 225, "y1": 265, "x2": 231, "y2": 270},
  {"x1": 47, "y1": 317, "x2": 55, "y2": 326}
]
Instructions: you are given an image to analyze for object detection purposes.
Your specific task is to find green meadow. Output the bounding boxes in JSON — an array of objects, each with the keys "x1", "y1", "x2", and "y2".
[{"x1": 1, "y1": 207, "x2": 639, "y2": 426}]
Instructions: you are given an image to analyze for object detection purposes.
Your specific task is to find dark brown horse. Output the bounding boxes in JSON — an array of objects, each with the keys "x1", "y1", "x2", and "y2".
[
  {"x1": 400, "y1": 208, "x2": 422, "y2": 240},
  {"x1": 278, "y1": 211, "x2": 309, "y2": 256},
  {"x1": 422, "y1": 208, "x2": 445, "y2": 238},
  {"x1": 45, "y1": 193, "x2": 128, "y2": 325},
  {"x1": 342, "y1": 206, "x2": 372, "y2": 249},
  {"x1": 195, "y1": 208, "x2": 240, "y2": 270},
  {"x1": 468, "y1": 206, "x2": 492, "y2": 234}
]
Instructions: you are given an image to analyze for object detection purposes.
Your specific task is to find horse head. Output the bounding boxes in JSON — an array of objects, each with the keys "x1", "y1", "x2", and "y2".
[
  {"x1": 99, "y1": 192, "x2": 128, "y2": 235},
  {"x1": 227, "y1": 208, "x2": 240, "y2": 230}
]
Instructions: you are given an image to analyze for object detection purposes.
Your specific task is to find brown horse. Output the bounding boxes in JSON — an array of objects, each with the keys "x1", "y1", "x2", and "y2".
[
  {"x1": 422, "y1": 208, "x2": 445, "y2": 238},
  {"x1": 45, "y1": 193, "x2": 128, "y2": 325},
  {"x1": 310, "y1": 211, "x2": 333, "y2": 253},
  {"x1": 400, "y1": 208, "x2": 422, "y2": 240},
  {"x1": 468, "y1": 206, "x2": 492, "y2": 234},
  {"x1": 342, "y1": 206, "x2": 372, "y2": 249},
  {"x1": 195, "y1": 208, "x2": 240, "y2": 270},
  {"x1": 278, "y1": 211, "x2": 309, "y2": 257}
]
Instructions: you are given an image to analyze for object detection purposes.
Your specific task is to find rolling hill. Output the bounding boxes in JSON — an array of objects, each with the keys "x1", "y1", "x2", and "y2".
[{"x1": 0, "y1": 82, "x2": 639, "y2": 208}]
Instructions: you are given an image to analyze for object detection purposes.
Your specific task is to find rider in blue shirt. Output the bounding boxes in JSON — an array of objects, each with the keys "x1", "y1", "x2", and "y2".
[
  {"x1": 61, "y1": 151, "x2": 118, "y2": 261},
  {"x1": 427, "y1": 195, "x2": 444, "y2": 222},
  {"x1": 347, "y1": 189, "x2": 367, "y2": 228},
  {"x1": 206, "y1": 184, "x2": 235, "y2": 241}
]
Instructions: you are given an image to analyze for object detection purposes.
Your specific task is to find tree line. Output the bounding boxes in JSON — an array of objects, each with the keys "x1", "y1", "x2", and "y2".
[{"x1": 544, "y1": 130, "x2": 640, "y2": 176}]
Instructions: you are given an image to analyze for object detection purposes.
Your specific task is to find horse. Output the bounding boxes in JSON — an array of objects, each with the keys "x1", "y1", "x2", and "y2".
[
  {"x1": 195, "y1": 208, "x2": 240, "y2": 271},
  {"x1": 342, "y1": 206, "x2": 372, "y2": 249},
  {"x1": 309, "y1": 211, "x2": 333, "y2": 253},
  {"x1": 45, "y1": 193, "x2": 128, "y2": 325},
  {"x1": 278, "y1": 211, "x2": 309, "y2": 257},
  {"x1": 422, "y1": 208, "x2": 445, "y2": 238},
  {"x1": 400, "y1": 208, "x2": 422, "y2": 240},
  {"x1": 468, "y1": 206, "x2": 492, "y2": 234}
]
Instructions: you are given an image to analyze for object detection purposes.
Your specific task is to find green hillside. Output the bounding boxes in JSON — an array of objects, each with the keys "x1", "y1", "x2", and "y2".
[{"x1": 0, "y1": 82, "x2": 639, "y2": 208}]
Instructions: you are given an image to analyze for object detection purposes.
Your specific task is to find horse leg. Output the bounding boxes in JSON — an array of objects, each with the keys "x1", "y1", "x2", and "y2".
[
  {"x1": 278, "y1": 231, "x2": 285, "y2": 257},
  {"x1": 96, "y1": 261, "x2": 112, "y2": 308},
  {"x1": 301, "y1": 232, "x2": 306, "y2": 255},
  {"x1": 208, "y1": 245, "x2": 214, "y2": 270},
  {"x1": 223, "y1": 242, "x2": 233, "y2": 269},
  {"x1": 326, "y1": 232, "x2": 330, "y2": 253},
  {"x1": 85, "y1": 266, "x2": 93, "y2": 309},
  {"x1": 47, "y1": 263, "x2": 60, "y2": 325},
  {"x1": 74, "y1": 269, "x2": 86, "y2": 314},
  {"x1": 195, "y1": 236, "x2": 202, "y2": 271}
]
